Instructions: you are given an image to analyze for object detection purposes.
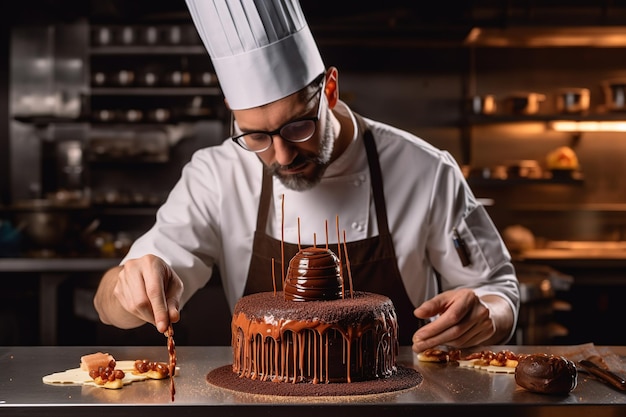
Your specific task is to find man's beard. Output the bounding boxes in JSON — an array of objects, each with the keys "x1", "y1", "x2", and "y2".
[{"x1": 266, "y1": 107, "x2": 334, "y2": 191}]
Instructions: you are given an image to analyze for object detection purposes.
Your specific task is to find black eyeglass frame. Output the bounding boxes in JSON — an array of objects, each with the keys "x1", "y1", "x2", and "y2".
[{"x1": 230, "y1": 74, "x2": 326, "y2": 153}]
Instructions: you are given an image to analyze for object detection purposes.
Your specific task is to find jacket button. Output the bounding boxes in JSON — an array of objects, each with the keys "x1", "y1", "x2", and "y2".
[
  {"x1": 351, "y1": 222, "x2": 364, "y2": 232},
  {"x1": 353, "y1": 175, "x2": 366, "y2": 187}
]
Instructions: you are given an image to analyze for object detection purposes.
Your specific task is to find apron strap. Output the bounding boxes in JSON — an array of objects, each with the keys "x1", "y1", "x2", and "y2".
[
  {"x1": 257, "y1": 167, "x2": 273, "y2": 232},
  {"x1": 355, "y1": 114, "x2": 390, "y2": 236}
]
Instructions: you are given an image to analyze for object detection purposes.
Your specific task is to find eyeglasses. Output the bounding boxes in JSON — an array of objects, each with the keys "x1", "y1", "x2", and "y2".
[{"x1": 230, "y1": 76, "x2": 325, "y2": 153}]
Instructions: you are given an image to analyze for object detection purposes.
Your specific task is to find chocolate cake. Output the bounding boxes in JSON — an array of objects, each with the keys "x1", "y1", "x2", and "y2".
[
  {"x1": 230, "y1": 247, "x2": 399, "y2": 384},
  {"x1": 231, "y1": 290, "x2": 398, "y2": 384},
  {"x1": 207, "y1": 245, "x2": 422, "y2": 396}
]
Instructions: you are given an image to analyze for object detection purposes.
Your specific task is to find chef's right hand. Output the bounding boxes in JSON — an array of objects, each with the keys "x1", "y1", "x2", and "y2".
[{"x1": 112, "y1": 254, "x2": 184, "y2": 333}]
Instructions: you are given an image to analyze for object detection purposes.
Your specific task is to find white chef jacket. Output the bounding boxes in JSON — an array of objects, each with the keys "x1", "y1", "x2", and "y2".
[{"x1": 123, "y1": 102, "x2": 520, "y2": 337}]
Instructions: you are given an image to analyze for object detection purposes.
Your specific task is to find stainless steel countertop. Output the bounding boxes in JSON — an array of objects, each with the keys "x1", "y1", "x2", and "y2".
[{"x1": 1, "y1": 345, "x2": 625, "y2": 416}]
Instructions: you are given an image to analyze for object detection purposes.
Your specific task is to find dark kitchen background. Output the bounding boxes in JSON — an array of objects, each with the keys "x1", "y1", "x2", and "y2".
[{"x1": 2, "y1": 0, "x2": 626, "y2": 347}]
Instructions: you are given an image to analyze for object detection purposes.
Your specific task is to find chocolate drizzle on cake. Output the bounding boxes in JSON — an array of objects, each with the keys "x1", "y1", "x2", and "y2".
[{"x1": 231, "y1": 291, "x2": 398, "y2": 384}]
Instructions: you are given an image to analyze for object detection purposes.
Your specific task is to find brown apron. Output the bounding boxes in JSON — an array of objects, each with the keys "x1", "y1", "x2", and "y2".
[{"x1": 243, "y1": 117, "x2": 419, "y2": 345}]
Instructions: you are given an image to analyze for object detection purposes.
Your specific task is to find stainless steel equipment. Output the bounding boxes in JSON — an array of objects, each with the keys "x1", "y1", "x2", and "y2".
[
  {"x1": 9, "y1": 23, "x2": 89, "y2": 201},
  {"x1": 2, "y1": 345, "x2": 626, "y2": 416},
  {"x1": 11, "y1": 198, "x2": 89, "y2": 255},
  {"x1": 514, "y1": 263, "x2": 573, "y2": 345}
]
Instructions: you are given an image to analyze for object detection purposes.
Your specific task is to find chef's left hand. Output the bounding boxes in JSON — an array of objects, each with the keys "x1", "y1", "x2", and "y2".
[{"x1": 411, "y1": 288, "x2": 511, "y2": 353}]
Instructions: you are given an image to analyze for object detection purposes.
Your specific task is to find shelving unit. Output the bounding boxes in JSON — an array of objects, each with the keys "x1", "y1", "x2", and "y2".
[
  {"x1": 467, "y1": 175, "x2": 583, "y2": 187},
  {"x1": 459, "y1": 28, "x2": 626, "y2": 187},
  {"x1": 465, "y1": 112, "x2": 626, "y2": 124},
  {"x1": 7, "y1": 21, "x2": 229, "y2": 255},
  {"x1": 91, "y1": 87, "x2": 220, "y2": 96},
  {"x1": 89, "y1": 45, "x2": 206, "y2": 56},
  {"x1": 87, "y1": 24, "x2": 225, "y2": 126}
]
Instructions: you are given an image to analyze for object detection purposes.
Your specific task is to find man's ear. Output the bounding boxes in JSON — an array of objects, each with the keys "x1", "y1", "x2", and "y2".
[{"x1": 324, "y1": 67, "x2": 339, "y2": 109}]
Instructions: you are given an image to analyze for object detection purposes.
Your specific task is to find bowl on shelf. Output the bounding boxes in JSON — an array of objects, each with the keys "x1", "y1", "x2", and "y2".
[
  {"x1": 555, "y1": 88, "x2": 590, "y2": 114},
  {"x1": 549, "y1": 169, "x2": 578, "y2": 180}
]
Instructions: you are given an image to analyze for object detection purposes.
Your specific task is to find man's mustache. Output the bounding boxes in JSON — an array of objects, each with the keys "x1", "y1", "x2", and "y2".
[{"x1": 267, "y1": 154, "x2": 315, "y2": 174}]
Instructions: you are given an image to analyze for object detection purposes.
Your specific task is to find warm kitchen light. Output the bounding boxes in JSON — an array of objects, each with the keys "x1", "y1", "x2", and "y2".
[
  {"x1": 466, "y1": 27, "x2": 626, "y2": 47},
  {"x1": 550, "y1": 120, "x2": 626, "y2": 132}
]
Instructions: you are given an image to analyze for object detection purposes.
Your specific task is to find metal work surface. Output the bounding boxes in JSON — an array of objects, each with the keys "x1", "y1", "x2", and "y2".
[{"x1": 1, "y1": 345, "x2": 625, "y2": 417}]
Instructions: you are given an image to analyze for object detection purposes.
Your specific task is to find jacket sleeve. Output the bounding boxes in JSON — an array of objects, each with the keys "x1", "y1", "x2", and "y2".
[
  {"x1": 121, "y1": 148, "x2": 222, "y2": 308},
  {"x1": 425, "y1": 151, "x2": 520, "y2": 342}
]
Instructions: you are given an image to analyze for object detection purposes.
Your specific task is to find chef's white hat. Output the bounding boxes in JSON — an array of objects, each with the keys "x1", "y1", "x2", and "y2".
[{"x1": 185, "y1": 0, "x2": 325, "y2": 110}]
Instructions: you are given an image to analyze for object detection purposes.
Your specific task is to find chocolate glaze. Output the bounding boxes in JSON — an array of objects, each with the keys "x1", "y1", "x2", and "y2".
[
  {"x1": 515, "y1": 354, "x2": 578, "y2": 395},
  {"x1": 231, "y1": 291, "x2": 399, "y2": 384},
  {"x1": 284, "y1": 247, "x2": 343, "y2": 301}
]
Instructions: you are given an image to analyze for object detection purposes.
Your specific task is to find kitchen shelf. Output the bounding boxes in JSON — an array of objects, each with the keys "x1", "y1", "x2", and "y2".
[
  {"x1": 468, "y1": 176, "x2": 584, "y2": 187},
  {"x1": 91, "y1": 87, "x2": 221, "y2": 96},
  {"x1": 461, "y1": 113, "x2": 626, "y2": 163},
  {"x1": 12, "y1": 115, "x2": 89, "y2": 126},
  {"x1": 87, "y1": 24, "x2": 226, "y2": 132},
  {"x1": 465, "y1": 113, "x2": 626, "y2": 124},
  {"x1": 14, "y1": 114, "x2": 220, "y2": 126},
  {"x1": 90, "y1": 206, "x2": 159, "y2": 217},
  {"x1": 465, "y1": 26, "x2": 626, "y2": 48},
  {"x1": 505, "y1": 203, "x2": 626, "y2": 212},
  {"x1": 89, "y1": 45, "x2": 206, "y2": 55}
]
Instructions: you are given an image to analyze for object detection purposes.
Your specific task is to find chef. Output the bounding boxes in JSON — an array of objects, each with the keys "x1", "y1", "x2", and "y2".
[{"x1": 94, "y1": 0, "x2": 520, "y2": 351}]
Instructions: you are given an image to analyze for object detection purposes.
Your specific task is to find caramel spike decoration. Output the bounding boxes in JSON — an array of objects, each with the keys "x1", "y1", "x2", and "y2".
[
  {"x1": 297, "y1": 217, "x2": 301, "y2": 251},
  {"x1": 271, "y1": 258, "x2": 276, "y2": 296},
  {"x1": 336, "y1": 215, "x2": 344, "y2": 298},
  {"x1": 281, "y1": 194, "x2": 285, "y2": 289},
  {"x1": 325, "y1": 220, "x2": 329, "y2": 250},
  {"x1": 343, "y1": 230, "x2": 354, "y2": 298},
  {"x1": 313, "y1": 233, "x2": 317, "y2": 247},
  {"x1": 166, "y1": 324, "x2": 176, "y2": 402}
]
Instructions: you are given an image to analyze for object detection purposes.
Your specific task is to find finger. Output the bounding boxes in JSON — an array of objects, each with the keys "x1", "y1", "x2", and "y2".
[
  {"x1": 114, "y1": 266, "x2": 154, "y2": 323},
  {"x1": 413, "y1": 301, "x2": 497, "y2": 352},
  {"x1": 413, "y1": 295, "x2": 444, "y2": 319},
  {"x1": 444, "y1": 320, "x2": 493, "y2": 349},
  {"x1": 122, "y1": 256, "x2": 170, "y2": 332},
  {"x1": 412, "y1": 295, "x2": 479, "y2": 349},
  {"x1": 412, "y1": 315, "x2": 480, "y2": 352},
  {"x1": 144, "y1": 270, "x2": 170, "y2": 333},
  {"x1": 153, "y1": 260, "x2": 190, "y2": 332},
  {"x1": 414, "y1": 297, "x2": 472, "y2": 341},
  {"x1": 412, "y1": 316, "x2": 468, "y2": 350},
  {"x1": 163, "y1": 268, "x2": 184, "y2": 324}
]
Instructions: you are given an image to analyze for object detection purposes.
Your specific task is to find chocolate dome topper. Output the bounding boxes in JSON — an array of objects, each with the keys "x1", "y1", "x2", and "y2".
[
  {"x1": 272, "y1": 195, "x2": 354, "y2": 301},
  {"x1": 284, "y1": 247, "x2": 343, "y2": 301}
]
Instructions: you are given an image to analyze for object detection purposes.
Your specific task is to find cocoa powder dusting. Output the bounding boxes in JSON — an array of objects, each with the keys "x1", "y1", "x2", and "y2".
[{"x1": 207, "y1": 364, "x2": 422, "y2": 397}]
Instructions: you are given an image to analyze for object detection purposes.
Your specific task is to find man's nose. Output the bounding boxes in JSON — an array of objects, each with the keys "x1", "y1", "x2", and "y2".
[{"x1": 272, "y1": 135, "x2": 297, "y2": 166}]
